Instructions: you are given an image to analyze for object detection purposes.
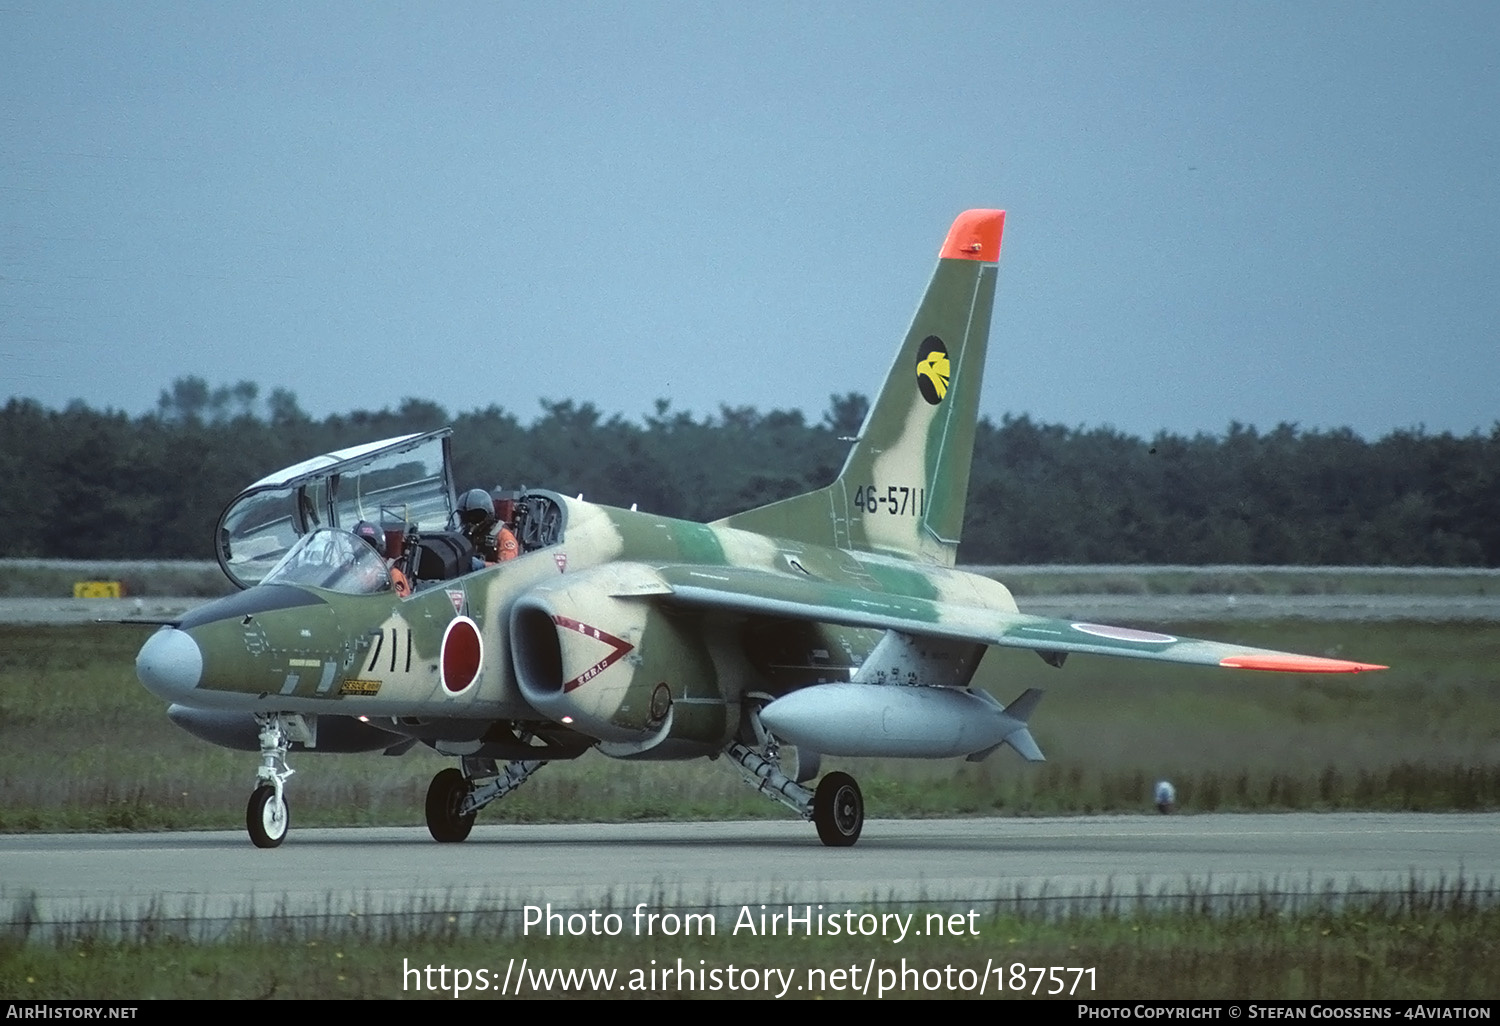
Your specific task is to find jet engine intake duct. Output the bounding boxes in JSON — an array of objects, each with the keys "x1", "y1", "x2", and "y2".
[
  {"x1": 510, "y1": 569, "x2": 729, "y2": 751},
  {"x1": 511, "y1": 602, "x2": 564, "y2": 697}
]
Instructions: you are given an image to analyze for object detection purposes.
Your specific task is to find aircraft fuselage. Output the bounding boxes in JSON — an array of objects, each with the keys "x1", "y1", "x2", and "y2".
[{"x1": 139, "y1": 492, "x2": 1021, "y2": 757}]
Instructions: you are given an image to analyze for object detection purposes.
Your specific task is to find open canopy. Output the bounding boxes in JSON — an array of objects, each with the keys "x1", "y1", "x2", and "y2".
[{"x1": 214, "y1": 429, "x2": 454, "y2": 589}]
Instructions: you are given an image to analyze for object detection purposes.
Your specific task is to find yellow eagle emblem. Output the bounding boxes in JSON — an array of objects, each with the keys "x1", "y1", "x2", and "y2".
[{"x1": 915, "y1": 337, "x2": 949, "y2": 405}]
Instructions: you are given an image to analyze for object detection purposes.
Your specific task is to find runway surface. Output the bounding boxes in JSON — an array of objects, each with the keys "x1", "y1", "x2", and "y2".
[{"x1": 4, "y1": 813, "x2": 1497, "y2": 934}]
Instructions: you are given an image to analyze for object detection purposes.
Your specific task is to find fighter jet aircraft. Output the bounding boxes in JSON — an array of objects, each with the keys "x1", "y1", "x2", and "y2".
[{"x1": 134, "y1": 209, "x2": 1385, "y2": 848}]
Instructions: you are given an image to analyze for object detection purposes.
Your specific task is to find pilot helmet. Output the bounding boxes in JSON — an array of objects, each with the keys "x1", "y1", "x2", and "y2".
[
  {"x1": 458, "y1": 488, "x2": 496, "y2": 529},
  {"x1": 351, "y1": 520, "x2": 386, "y2": 557}
]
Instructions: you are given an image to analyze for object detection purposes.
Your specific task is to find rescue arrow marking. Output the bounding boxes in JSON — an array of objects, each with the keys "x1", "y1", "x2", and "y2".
[{"x1": 552, "y1": 615, "x2": 634, "y2": 693}]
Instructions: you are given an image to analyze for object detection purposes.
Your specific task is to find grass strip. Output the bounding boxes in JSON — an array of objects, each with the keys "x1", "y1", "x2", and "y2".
[{"x1": 4, "y1": 879, "x2": 1497, "y2": 999}]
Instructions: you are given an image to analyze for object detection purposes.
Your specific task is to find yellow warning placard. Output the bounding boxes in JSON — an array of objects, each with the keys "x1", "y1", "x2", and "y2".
[{"x1": 73, "y1": 581, "x2": 123, "y2": 598}]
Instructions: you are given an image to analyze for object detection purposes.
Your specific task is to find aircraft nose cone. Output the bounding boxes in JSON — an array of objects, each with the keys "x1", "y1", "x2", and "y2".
[{"x1": 136, "y1": 627, "x2": 203, "y2": 700}]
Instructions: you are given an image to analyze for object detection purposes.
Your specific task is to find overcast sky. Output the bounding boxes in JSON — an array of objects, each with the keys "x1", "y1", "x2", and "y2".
[{"x1": 3, "y1": 3, "x2": 1497, "y2": 439}]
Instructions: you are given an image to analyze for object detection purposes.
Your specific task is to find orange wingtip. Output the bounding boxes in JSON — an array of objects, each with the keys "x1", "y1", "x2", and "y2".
[
  {"x1": 1219, "y1": 655, "x2": 1388, "y2": 674},
  {"x1": 939, "y1": 209, "x2": 1005, "y2": 262}
]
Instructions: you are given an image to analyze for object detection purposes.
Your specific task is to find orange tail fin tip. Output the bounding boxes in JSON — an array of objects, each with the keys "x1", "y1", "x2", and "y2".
[{"x1": 939, "y1": 209, "x2": 1005, "y2": 262}]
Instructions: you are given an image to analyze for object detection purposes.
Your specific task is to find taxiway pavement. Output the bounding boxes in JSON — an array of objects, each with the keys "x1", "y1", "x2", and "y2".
[{"x1": 4, "y1": 813, "x2": 1496, "y2": 934}]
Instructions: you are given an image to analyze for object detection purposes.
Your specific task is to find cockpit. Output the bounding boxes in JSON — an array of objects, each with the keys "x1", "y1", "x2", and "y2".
[
  {"x1": 262, "y1": 529, "x2": 393, "y2": 595},
  {"x1": 214, "y1": 429, "x2": 566, "y2": 593}
]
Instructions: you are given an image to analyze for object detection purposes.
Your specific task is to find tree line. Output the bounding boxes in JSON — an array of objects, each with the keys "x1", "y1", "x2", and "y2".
[{"x1": 3, "y1": 378, "x2": 1496, "y2": 565}]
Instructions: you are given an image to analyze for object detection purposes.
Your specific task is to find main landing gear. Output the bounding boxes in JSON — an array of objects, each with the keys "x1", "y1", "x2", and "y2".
[
  {"x1": 724, "y1": 707, "x2": 865, "y2": 847},
  {"x1": 811, "y1": 771, "x2": 864, "y2": 847},
  {"x1": 423, "y1": 755, "x2": 546, "y2": 842},
  {"x1": 426, "y1": 768, "x2": 475, "y2": 842}
]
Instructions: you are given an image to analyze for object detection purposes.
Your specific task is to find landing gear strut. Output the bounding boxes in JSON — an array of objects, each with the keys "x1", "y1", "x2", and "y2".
[
  {"x1": 424, "y1": 754, "x2": 547, "y2": 842},
  {"x1": 246, "y1": 715, "x2": 296, "y2": 848},
  {"x1": 724, "y1": 704, "x2": 867, "y2": 847}
]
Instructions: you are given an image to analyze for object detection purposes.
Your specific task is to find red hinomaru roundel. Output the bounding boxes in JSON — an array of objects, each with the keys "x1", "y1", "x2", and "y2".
[{"x1": 441, "y1": 616, "x2": 483, "y2": 695}]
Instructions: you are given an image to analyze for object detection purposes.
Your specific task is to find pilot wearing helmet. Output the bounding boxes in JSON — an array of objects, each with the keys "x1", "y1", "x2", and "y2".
[
  {"x1": 457, "y1": 489, "x2": 497, "y2": 561},
  {"x1": 351, "y1": 520, "x2": 386, "y2": 557},
  {"x1": 351, "y1": 519, "x2": 409, "y2": 596},
  {"x1": 457, "y1": 489, "x2": 519, "y2": 567}
]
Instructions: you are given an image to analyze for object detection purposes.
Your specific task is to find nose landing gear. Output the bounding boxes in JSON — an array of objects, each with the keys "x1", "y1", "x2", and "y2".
[
  {"x1": 246, "y1": 715, "x2": 297, "y2": 848},
  {"x1": 247, "y1": 783, "x2": 289, "y2": 848}
]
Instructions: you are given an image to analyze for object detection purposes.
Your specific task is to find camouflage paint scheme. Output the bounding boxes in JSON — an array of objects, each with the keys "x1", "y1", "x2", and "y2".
[{"x1": 135, "y1": 210, "x2": 1384, "y2": 847}]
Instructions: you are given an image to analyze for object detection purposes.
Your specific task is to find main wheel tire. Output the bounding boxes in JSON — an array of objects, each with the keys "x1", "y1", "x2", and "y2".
[
  {"x1": 812, "y1": 771, "x2": 863, "y2": 847},
  {"x1": 426, "y1": 768, "x2": 476, "y2": 843},
  {"x1": 246, "y1": 784, "x2": 289, "y2": 848}
]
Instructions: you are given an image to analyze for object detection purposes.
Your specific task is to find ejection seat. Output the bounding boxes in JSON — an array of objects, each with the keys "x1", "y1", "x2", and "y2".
[{"x1": 406, "y1": 531, "x2": 476, "y2": 587}]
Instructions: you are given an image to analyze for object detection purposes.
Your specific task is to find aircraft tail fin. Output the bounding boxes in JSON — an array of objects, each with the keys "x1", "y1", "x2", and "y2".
[{"x1": 718, "y1": 209, "x2": 1003, "y2": 565}]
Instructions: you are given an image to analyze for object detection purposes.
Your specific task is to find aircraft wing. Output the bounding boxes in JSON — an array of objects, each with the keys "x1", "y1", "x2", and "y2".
[{"x1": 650, "y1": 565, "x2": 1385, "y2": 673}]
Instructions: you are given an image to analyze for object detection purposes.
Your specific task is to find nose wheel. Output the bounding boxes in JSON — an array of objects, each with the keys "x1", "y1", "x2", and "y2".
[
  {"x1": 247, "y1": 784, "x2": 289, "y2": 848},
  {"x1": 246, "y1": 714, "x2": 296, "y2": 848},
  {"x1": 812, "y1": 771, "x2": 864, "y2": 847}
]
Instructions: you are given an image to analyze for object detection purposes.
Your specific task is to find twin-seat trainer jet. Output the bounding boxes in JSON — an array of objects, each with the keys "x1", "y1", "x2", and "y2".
[{"x1": 134, "y1": 209, "x2": 1385, "y2": 848}]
